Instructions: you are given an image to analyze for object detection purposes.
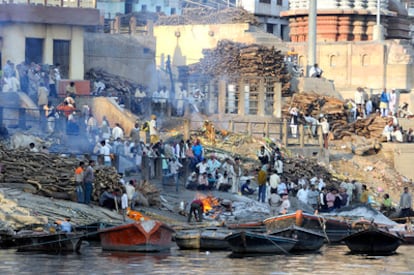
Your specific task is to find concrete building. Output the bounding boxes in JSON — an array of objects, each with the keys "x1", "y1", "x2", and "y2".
[
  {"x1": 0, "y1": 4, "x2": 100, "y2": 79},
  {"x1": 236, "y1": 0, "x2": 290, "y2": 39},
  {"x1": 98, "y1": 0, "x2": 182, "y2": 19}
]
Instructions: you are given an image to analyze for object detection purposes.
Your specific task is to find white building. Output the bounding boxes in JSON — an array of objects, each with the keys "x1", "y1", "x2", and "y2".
[
  {"x1": 98, "y1": 0, "x2": 182, "y2": 18},
  {"x1": 236, "y1": 0, "x2": 289, "y2": 39}
]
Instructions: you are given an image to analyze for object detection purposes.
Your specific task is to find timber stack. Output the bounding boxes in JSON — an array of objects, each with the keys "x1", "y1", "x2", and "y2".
[
  {"x1": 0, "y1": 144, "x2": 160, "y2": 206},
  {"x1": 85, "y1": 68, "x2": 141, "y2": 97},
  {"x1": 189, "y1": 40, "x2": 292, "y2": 95},
  {"x1": 282, "y1": 92, "x2": 389, "y2": 141},
  {"x1": 156, "y1": 7, "x2": 259, "y2": 26}
]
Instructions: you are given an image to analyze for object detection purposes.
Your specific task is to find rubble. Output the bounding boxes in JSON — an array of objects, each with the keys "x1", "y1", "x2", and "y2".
[{"x1": 156, "y1": 7, "x2": 259, "y2": 26}]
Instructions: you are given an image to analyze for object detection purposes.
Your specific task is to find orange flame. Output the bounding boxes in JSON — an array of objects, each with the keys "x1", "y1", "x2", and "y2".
[{"x1": 196, "y1": 193, "x2": 220, "y2": 213}]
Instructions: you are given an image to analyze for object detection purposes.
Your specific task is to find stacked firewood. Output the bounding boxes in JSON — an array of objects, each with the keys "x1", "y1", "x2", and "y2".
[
  {"x1": 156, "y1": 7, "x2": 259, "y2": 26},
  {"x1": 85, "y1": 68, "x2": 142, "y2": 97},
  {"x1": 282, "y1": 92, "x2": 389, "y2": 140},
  {"x1": 189, "y1": 40, "x2": 292, "y2": 95},
  {"x1": 283, "y1": 157, "x2": 335, "y2": 184},
  {"x1": 0, "y1": 144, "x2": 160, "y2": 205}
]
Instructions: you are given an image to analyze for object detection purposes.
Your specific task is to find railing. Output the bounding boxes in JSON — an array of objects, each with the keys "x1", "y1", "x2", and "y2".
[{"x1": 0, "y1": 104, "x2": 322, "y2": 149}]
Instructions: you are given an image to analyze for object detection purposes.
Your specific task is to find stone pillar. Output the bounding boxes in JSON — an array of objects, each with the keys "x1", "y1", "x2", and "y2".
[
  {"x1": 43, "y1": 26, "x2": 53, "y2": 65},
  {"x1": 273, "y1": 82, "x2": 282, "y2": 118},
  {"x1": 238, "y1": 78, "x2": 245, "y2": 116},
  {"x1": 282, "y1": 119, "x2": 288, "y2": 147},
  {"x1": 258, "y1": 78, "x2": 265, "y2": 116},
  {"x1": 338, "y1": 16, "x2": 351, "y2": 41},
  {"x1": 218, "y1": 80, "x2": 226, "y2": 115},
  {"x1": 353, "y1": 15, "x2": 365, "y2": 41},
  {"x1": 247, "y1": 122, "x2": 252, "y2": 136},
  {"x1": 299, "y1": 124, "x2": 305, "y2": 148},
  {"x1": 307, "y1": 0, "x2": 317, "y2": 76},
  {"x1": 129, "y1": 16, "x2": 137, "y2": 35},
  {"x1": 69, "y1": 27, "x2": 84, "y2": 79},
  {"x1": 229, "y1": 120, "x2": 234, "y2": 132}
]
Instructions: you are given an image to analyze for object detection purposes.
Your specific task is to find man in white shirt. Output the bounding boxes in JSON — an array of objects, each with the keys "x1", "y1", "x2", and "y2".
[
  {"x1": 296, "y1": 184, "x2": 309, "y2": 204},
  {"x1": 112, "y1": 123, "x2": 124, "y2": 140},
  {"x1": 354, "y1": 87, "x2": 365, "y2": 118},
  {"x1": 309, "y1": 63, "x2": 323, "y2": 78},
  {"x1": 99, "y1": 140, "x2": 112, "y2": 166}
]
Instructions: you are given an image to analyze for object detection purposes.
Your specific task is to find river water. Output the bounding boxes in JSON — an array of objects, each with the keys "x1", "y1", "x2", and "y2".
[{"x1": 1, "y1": 243, "x2": 414, "y2": 275}]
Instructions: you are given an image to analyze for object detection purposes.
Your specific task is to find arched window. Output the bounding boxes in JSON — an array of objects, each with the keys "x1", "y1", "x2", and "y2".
[
  {"x1": 361, "y1": 54, "x2": 369, "y2": 66},
  {"x1": 330, "y1": 55, "x2": 336, "y2": 67}
]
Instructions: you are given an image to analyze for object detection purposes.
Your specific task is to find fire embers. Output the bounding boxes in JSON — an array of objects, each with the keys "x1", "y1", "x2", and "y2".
[{"x1": 196, "y1": 193, "x2": 233, "y2": 220}]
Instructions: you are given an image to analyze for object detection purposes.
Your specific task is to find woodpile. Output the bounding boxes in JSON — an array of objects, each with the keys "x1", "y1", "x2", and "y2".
[
  {"x1": 85, "y1": 68, "x2": 141, "y2": 97},
  {"x1": 283, "y1": 157, "x2": 334, "y2": 183},
  {"x1": 156, "y1": 7, "x2": 259, "y2": 26},
  {"x1": 0, "y1": 144, "x2": 160, "y2": 206},
  {"x1": 189, "y1": 40, "x2": 291, "y2": 95},
  {"x1": 282, "y1": 92, "x2": 389, "y2": 140}
]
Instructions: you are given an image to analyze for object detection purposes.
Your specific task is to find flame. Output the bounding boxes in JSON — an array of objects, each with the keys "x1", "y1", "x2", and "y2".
[{"x1": 196, "y1": 193, "x2": 220, "y2": 213}]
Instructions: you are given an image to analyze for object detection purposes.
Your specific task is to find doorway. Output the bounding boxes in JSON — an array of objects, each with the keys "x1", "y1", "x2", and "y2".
[
  {"x1": 53, "y1": 40, "x2": 70, "y2": 79},
  {"x1": 25, "y1": 38, "x2": 43, "y2": 64}
]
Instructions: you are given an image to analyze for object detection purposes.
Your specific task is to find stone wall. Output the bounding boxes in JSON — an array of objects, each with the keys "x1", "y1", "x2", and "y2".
[
  {"x1": 84, "y1": 33, "x2": 157, "y2": 89},
  {"x1": 91, "y1": 97, "x2": 138, "y2": 137},
  {"x1": 288, "y1": 40, "x2": 414, "y2": 90}
]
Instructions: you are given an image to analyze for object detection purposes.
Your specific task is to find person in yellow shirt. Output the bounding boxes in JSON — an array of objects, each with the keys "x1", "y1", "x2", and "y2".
[{"x1": 360, "y1": 184, "x2": 369, "y2": 204}]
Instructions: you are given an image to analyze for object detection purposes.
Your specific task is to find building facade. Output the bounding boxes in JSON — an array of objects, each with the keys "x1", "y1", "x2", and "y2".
[
  {"x1": 237, "y1": 0, "x2": 290, "y2": 39},
  {"x1": 0, "y1": 4, "x2": 100, "y2": 79},
  {"x1": 98, "y1": 0, "x2": 182, "y2": 19}
]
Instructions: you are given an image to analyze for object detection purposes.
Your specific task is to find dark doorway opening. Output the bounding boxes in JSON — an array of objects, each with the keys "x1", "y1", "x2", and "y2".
[
  {"x1": 125, "y1": 0, "x2": 133, "y2": 14},
  {"x1": 266, "y1": 24, "x2": 274, "y2": 34},
  {"x1": 25, "y1": 38, "x2": 43, "y2": 64},
  {"x1": 53, "y1": 40, "x2": 70, "y2": 79}
]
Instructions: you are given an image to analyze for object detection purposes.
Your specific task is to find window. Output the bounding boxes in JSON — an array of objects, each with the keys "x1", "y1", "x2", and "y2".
[
  {"x1": 259, "y1": 0, "x2": 271, "y2": 4},
  {"x1": 141, "y1": 4, "x2": 147, "y2": 11},
  {"x1": 277, "y1": 0, "x2": 282, "y2": 5},
  {"x1": 362, "y1": 54, "x2": 369, "y2": 66},
  {"x1": 330, "y1": 55, "x2": 336, "y2": 67},
  {"x1": 156, "y1": 6, "x2": 161, "y2": 12},
  {"x1": 170, "y1": 8, "x2": 176, "y2": 15}
]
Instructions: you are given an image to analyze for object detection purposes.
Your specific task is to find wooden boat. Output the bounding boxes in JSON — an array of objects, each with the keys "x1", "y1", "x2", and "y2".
[
  {"x1": 13, "y1": 231, "x2": 84, "y2": 253},
  {"x1": 342, "y1": 227, "x2": 403, "y2": 255},
  {"x1": 99, "y1": 220, "x2": 175, "y2": 252},
  {"x1": 200, "y1": 229, "x2": 232, "y2": 250},
  {"x1": 175, "y1": 229, "x2": 232, "y2": 250},
  {"x1": 264, "y1": 210, "x2": 353, "y2": 243},
  {"x1": 269, "y1": 225, "x2": 326, "y2": 252},
  {"x1": 226, "y1": 221, "x2": 266, "y2": 233},
  {"x1": 225, "y1": 231, "x2": 297, "y2": 254},
  {"x1": 175, "y1": 230, "x2": 201, "y2": 250}
]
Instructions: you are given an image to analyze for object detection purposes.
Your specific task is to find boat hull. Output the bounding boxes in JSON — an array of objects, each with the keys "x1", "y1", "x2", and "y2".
[
  {"x1": 264, "y1": 210, "x2": 352, "y2": 243},
  {"x1": 13, "y1": 232, "x2": 83, "y2": 253},
  {"x1": 225, "y1": 231, "x2": 297, "y2": 254},
  {"x1": 99, "y1": 220, "x2": 174, "y2": 252},
  {"x1": 270, "y1": 225, "x2": 325, "y2": 252},
  {"x1": 200, "y1": 229, "x2": 232, "y2": 250},
  {"x1": 175, "y1": 230, "x2": 201, "y2": 250},
  {"x1": 343, "y1": 228, "x2": 403, "y2": 255}
]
